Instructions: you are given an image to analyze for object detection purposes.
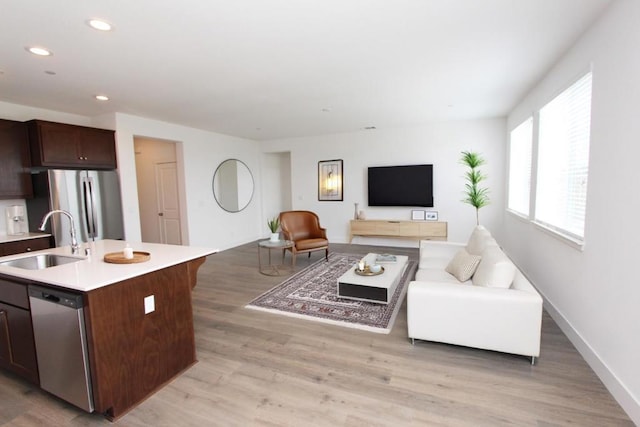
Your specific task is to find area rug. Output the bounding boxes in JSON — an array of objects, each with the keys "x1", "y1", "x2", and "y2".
[{"x1": 245, "y1": 253, "x2": 418, "y2": 334}]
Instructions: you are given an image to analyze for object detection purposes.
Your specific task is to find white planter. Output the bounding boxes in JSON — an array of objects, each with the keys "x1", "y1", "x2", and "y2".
[{"x1": 269, "y1": 232, "x2": 279, "y2": 242}]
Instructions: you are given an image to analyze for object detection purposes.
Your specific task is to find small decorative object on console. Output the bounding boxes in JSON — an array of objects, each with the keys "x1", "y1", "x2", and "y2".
[
  {"x1": 425, "y1": 211, "x2": 438, "y2": 221},
  {"x1": 411, "y1": 210, "x2": 426, "y2": 221}
]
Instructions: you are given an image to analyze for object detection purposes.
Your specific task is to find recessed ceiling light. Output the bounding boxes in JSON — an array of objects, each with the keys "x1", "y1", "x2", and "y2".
[
  {"x1": 26, "y1": 46, "x2": 53, "y2": 56},
  {"x1": 95, "y1": 95, "x2": 109, "y2": 101},
  {"x1": 87, "y1": 19, "x2": 113, "y2": 31}
]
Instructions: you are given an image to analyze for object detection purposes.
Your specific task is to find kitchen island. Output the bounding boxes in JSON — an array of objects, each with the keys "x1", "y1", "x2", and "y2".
[{"x1": 0, "y1": 240, "x2": 216, "y2": 420}]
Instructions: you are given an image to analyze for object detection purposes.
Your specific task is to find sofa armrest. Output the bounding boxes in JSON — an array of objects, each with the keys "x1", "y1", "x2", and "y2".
[{"x1": 318, "y1": 227, "x2": 327, "y2": 239}]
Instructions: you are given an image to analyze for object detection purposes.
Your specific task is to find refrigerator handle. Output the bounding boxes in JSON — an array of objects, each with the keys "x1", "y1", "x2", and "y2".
[{"x1": 82, "y1": 177, "x2": 98, "y2": 240}]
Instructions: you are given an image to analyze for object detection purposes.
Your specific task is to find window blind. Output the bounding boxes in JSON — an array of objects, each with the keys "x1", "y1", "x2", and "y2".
[
  {"x1": 535, "y1": 72, "x2": 592, "y2": 241},
  {"x1": 508, "y1": 117, "x2": 533, "y2": 216}
]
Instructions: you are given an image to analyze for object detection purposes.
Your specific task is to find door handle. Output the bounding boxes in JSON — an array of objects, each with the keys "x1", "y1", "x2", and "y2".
[{"x1": 158, "y1": 213, "x2": 164, "y2": 216}]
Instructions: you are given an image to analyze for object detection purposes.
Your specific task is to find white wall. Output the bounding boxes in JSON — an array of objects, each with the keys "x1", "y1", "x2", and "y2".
[
  {"x1": 0, "y1": 101, "x2": 94, "y2": 127},
  {"x1": 262, "y1": 118, "x2": 506, "y2": 245},
  {"x1": 113, "y1": 113, "x2": 263, "y2": 250},
  {"x1": 260, "y1": 152, "x2": 292, "y2": 231},
  {"x1": 0, "y1": 102, "x2": 263, "y2": 251},
  {"x1": 504, "y1": 0, "x2": 640, "y2": 422}
]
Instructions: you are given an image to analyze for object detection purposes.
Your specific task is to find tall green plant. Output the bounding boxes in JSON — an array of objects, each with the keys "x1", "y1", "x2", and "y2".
[{"x1": 460, "y1": 151, "x2": 490, "y2": 225}]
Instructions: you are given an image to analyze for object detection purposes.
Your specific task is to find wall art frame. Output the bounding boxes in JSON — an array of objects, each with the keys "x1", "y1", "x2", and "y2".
[
  {"x1": 425, "y1": 211, "x2": 439, "y2": 221},
  {"x1": 318, "y1": 159, "x2": 343, "y2": 201}
]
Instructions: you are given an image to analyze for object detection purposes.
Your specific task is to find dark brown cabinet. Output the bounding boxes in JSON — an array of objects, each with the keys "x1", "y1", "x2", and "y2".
[
  {"x1": 0, "y1": 119, "x2": 33, "y2": 199},
  {"x1": 0, "y1": 236, "x2": 52, "y2": 257},
  {"x1": 27, "y1": 120, "x2": 117, "y2": 170},
  {"x1": 0, "y1": 277, "x2": 39, "y2": 384}
]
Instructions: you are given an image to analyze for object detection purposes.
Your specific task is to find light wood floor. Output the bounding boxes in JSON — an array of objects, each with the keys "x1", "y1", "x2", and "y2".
[{"x1": 0, "y1": 242, "x2": 633, "y2": 426}]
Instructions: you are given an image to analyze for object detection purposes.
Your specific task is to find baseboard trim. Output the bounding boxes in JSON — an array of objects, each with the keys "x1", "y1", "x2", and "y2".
[{"x1": 542, "y1": 295, "x2": 640, "y2": 425}]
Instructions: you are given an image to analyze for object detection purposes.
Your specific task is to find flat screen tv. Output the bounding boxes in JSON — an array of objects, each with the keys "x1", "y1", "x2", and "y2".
[{"x1": 368, "y1": 164, "x2": 433, "y2": 207}]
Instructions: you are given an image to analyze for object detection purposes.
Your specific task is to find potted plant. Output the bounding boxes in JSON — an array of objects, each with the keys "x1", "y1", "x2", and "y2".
[
  {"x1": 460, "y1": 151, "x2": 490, "y2": 226},
  {"x1": 267, "y1": 216, "x2": 280, "y2": 241}
]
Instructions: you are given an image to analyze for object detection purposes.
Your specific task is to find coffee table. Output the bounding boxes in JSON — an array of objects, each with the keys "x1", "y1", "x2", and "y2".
[{"x1": 336, "y1": 253, "x2": 409, "y2": 304}]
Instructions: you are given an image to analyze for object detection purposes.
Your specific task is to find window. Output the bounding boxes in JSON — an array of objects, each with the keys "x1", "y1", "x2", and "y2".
[
  {"x1": 508, "y1": 117, "x2": 533, "y2": 216},
  {"x1": 535, "y1": 72, "x2": 592, "y2": 242}
]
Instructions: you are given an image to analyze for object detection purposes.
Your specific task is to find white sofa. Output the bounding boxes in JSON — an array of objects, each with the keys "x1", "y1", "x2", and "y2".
[{"x1": 407, "y1": 226, "x2": 543, "y2": 363}]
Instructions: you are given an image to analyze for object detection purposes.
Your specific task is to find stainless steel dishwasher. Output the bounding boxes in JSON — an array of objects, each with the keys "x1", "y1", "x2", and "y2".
[{"x1": 28, "y1": 285, "x2": 94, "y2": 412}]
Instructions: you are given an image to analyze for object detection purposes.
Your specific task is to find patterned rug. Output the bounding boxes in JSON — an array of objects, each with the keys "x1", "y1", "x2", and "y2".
[{"x1": 245, "y1": 252, "x2": 418, "y2": 334}]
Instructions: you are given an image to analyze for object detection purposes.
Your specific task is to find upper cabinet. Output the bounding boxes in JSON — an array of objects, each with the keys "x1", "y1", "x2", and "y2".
[
  {"x1": 0, "y1": 119, "x2": 33, "y2": 199},
  {"x1": 27, "y1": 120, "x2": 117, "y2": 170}
]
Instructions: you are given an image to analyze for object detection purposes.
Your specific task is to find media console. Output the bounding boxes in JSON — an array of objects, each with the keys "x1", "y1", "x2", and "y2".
[{"x1": 349, "y1": 219, "x2": 447, "y2": 243}]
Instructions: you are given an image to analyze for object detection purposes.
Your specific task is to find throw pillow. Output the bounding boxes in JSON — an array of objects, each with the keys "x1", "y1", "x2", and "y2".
[
  {"x1": 445, "y1": 249, "x2": 482, "y2": 282},
  {"x1": 466, "y1": 225, "x2": 492, "y2": 255},
  {"x1": 472, "y1": 245, "x2": 516, "y2": 289}
]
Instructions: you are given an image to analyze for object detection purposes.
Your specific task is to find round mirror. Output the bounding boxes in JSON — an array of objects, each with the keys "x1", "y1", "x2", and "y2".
[{"x1": 212, "y1": 159, "x2": 254, "y2": 212}]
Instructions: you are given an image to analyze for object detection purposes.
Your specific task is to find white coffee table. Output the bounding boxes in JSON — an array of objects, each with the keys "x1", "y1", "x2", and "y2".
[{"x1": 336, "y1": 253, "x2": 409, "y2": 304}]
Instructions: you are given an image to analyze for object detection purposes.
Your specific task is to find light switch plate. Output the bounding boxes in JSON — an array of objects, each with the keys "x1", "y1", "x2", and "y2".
[{"x1": 144, "y1": 295, "x2": 155, "y2": 314}]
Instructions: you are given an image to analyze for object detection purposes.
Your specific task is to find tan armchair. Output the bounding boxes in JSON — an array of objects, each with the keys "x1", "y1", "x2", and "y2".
[{"x1": 279, "y1": 210, "x2": 329, "y2": 266}]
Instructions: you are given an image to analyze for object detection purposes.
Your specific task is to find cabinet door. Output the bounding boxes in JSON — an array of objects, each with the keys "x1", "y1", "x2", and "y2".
[
  {"x1": 0, "y1": 302, "x2": 39, "y2": 384},
  {"x1": 0, "y1": 119, "x2": 32, "y2": 199},
  {"x1": 28, "y1": 120, "x2": 117, "y2": 170},
  {"x1": 399, "y1": 222, "x2": 420, "y2": 237},
  {"x1": 419, "y1": 222, "x2": 447, "y2": 239},
  {"x1": 78, "y1": 127, "x2": 117, "y2": 169},
  {"x1": 350, "y1": 220, "x2": 377, "y2": 235},
  {"x1": 0, "y1": 237, "x2": 52, "y2": 257},
  {"x1": 377, "y1": 221, "x2": 401, "y2": 236},
  {"x1": 29, "y1": 121, "x2": 82, "y2": 167}
]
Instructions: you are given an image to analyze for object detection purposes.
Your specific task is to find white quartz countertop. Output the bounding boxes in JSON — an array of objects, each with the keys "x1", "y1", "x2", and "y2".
[
  {"x1": 0, "y1": 232, "x2": 51, "y2": 244},
  {"x1": 0, "y1": 239, "x2": 217, "y2": 292}
]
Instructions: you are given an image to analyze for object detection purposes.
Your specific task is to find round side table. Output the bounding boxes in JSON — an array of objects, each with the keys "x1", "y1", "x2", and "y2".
[{"x1": 257, "y1": 239, "x2": 294, "y2": 276}]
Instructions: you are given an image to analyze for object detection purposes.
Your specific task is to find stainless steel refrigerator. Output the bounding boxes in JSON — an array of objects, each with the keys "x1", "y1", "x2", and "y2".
[{"x1": 27, "y1": 170, "x2": 125, "y2": 247}]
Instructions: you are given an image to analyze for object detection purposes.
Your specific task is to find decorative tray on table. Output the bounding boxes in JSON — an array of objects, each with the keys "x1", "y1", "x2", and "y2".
[
  {"x1": 354, "y1": 265, "x2": 385, "y2": 276},
  {"x1": 104, "y1": 251, "x2": 151, "y2": 264}
]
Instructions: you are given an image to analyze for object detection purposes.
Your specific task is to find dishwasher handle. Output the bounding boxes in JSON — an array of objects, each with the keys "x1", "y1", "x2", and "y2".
[
  {"x1": 42, "y1": 293, "x2": 60, "y2": 303},
  {"x1": 28, "y1": 285, "x2": 83, "y2": 309}
]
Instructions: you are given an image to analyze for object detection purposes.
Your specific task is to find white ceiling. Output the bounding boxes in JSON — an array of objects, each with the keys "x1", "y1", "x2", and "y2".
[{"x1": 0, "y1": 0, "x2": 612, "y2": 141}]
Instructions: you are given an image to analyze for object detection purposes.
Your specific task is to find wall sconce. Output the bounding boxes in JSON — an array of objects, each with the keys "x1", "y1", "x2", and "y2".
[
  {"x1": 318, "y1": 159, "x2": 343, "y2": 201},
  {"x1": 326, "y1": 170, "x2": 337, "y2": 191}
]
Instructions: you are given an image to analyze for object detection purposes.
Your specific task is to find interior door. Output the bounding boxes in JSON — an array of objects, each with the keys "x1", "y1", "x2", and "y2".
[{"x1": 155, "y1": 162, "x2": 182, "y2": 245}]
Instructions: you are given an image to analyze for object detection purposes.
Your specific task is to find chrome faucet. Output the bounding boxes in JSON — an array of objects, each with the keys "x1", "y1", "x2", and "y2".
[{"x1": 39, "y1": 209, "x2": 80, "y2": 255}]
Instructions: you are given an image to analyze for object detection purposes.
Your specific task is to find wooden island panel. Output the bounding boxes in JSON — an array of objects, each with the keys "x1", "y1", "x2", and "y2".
[{"x1": 83, "y1": 258, "x2": 205, "y2": 420}]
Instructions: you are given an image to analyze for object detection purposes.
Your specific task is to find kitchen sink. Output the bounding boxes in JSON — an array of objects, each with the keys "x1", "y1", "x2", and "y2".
[{"x1": 0, "y1": 253, "x2": 84, "y2": 270}]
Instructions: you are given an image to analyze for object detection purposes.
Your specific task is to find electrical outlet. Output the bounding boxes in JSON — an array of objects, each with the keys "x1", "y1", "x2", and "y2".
[{"x1": 144, "y1": 295, "x2": 155, "y2": 314}]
